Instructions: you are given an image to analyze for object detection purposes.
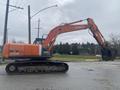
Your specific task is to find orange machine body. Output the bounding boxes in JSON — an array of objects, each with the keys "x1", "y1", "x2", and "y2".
[{"x1": 3, "y1": 43, "x2": 42, "y2": 59}]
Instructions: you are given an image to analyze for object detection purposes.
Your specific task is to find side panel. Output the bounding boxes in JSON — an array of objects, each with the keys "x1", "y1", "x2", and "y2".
[
  {"x1": 9, "y1": 44, "x2": 24, "y2": 56},
  {"x1": 2, "y1": 44, "x2": 9, "y2": 58},
  {"x1": 24, "y1": 45, "x2": 39, "y2": 57},
  {"x1": 2, "y1": 43, "x2": 42, "y2": 59}
]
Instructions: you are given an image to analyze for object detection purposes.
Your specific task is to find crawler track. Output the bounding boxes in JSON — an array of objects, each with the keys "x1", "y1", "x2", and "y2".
[{"x1": 5, "y1": 61, "x2": 69, "y2": 74}]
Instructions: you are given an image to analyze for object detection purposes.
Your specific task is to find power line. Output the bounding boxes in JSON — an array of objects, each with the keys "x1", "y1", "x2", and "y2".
[{"x1": 0, "y1": 1, "x2": 24, "y2": 9}]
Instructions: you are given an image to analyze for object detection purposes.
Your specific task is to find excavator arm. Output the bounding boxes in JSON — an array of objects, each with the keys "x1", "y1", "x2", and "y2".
[
  {"x1": 43, "y1": 18, "x2": 105, "y2": 51},
  {"x1": 43, "y1": 20, "x2": 89, "y2": 51},
  {"x1": 43, "y1": 18, "x2": 116, "y2": 60},
  {"x1": 87, "y1": 18, "x2": 106, "y2": 47}
]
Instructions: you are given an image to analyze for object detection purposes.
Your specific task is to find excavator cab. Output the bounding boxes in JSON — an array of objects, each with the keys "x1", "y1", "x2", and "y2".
[
  {"x1": 33, "y1": 38, "x2": 52, "y2": 58},
  {"x1": 33, "y1": 38, "x2": 45, "y2": 44}
]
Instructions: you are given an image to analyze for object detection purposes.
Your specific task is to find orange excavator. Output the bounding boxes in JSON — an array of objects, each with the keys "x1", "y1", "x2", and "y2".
[{"x1": 2, "y1": 18, "x2": 116, "y2": 74}]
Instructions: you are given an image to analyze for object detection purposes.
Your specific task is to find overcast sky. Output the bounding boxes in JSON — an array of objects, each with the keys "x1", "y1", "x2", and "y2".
[{"x1": 0, "y1": 0, "x2": 120, "y2": 45}]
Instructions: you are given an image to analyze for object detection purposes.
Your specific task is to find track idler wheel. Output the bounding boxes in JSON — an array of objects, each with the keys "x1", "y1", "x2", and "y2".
[
  {"x1": 5, "y1": 63, "x2": 18, "y2": 74},
  {"x1": 61, "y1": 63, "x2": 69, "y2": 73}
]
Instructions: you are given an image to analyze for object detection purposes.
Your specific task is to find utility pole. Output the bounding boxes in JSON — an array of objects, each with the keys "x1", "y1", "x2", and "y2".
[
  {"x1": 3, "y1": 0, "x2": 9, "y2": 46},
  {"x1": 35, "y1": 19, "x2": 41, "y2": 38},
  {"x1": 3, "y1": 0, "x2": 24, "y2": 46},
  {"x1": 37, "y1": 19, "x2": 40, "y2": 38},
  {"x1": 28, "y1": 5, "x2": 31, "y2": 44}
]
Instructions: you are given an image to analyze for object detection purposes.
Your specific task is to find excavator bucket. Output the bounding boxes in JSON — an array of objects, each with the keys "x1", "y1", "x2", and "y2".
[{"x1": 101, "y1": 48, "x2": 117, "y2": 61}]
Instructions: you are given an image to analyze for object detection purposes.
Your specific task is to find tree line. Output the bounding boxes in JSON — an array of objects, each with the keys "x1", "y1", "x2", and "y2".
[
  {"x1": 53, "y1": 42, "x2": 101, "y2": 55},
  {"x1": 53, "y1": 34, "x2": 120, "y2": 56}
]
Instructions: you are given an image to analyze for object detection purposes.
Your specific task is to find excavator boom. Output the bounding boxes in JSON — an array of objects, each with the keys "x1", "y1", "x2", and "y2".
[
  {"x1": 43, "y1": 24, "x2": 89, "y2": 51},
  {"x1": 43, "y1": 18, "x2": 106, "y2": 51}
]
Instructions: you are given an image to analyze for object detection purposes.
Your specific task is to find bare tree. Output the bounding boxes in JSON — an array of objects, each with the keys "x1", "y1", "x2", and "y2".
[{"x1": 109, "y1": 34, "x2": 120, "y2": 56}]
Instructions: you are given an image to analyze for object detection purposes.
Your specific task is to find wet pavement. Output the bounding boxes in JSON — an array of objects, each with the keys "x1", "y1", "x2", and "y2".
[{"x1": 0, "y1": 61, "x2": 120, "y2": 90}]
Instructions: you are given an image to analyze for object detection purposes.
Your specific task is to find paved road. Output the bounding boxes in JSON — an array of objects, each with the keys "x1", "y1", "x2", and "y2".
[{"x1": 0, "y1": 61, "x2": 120, "y2": 90}]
